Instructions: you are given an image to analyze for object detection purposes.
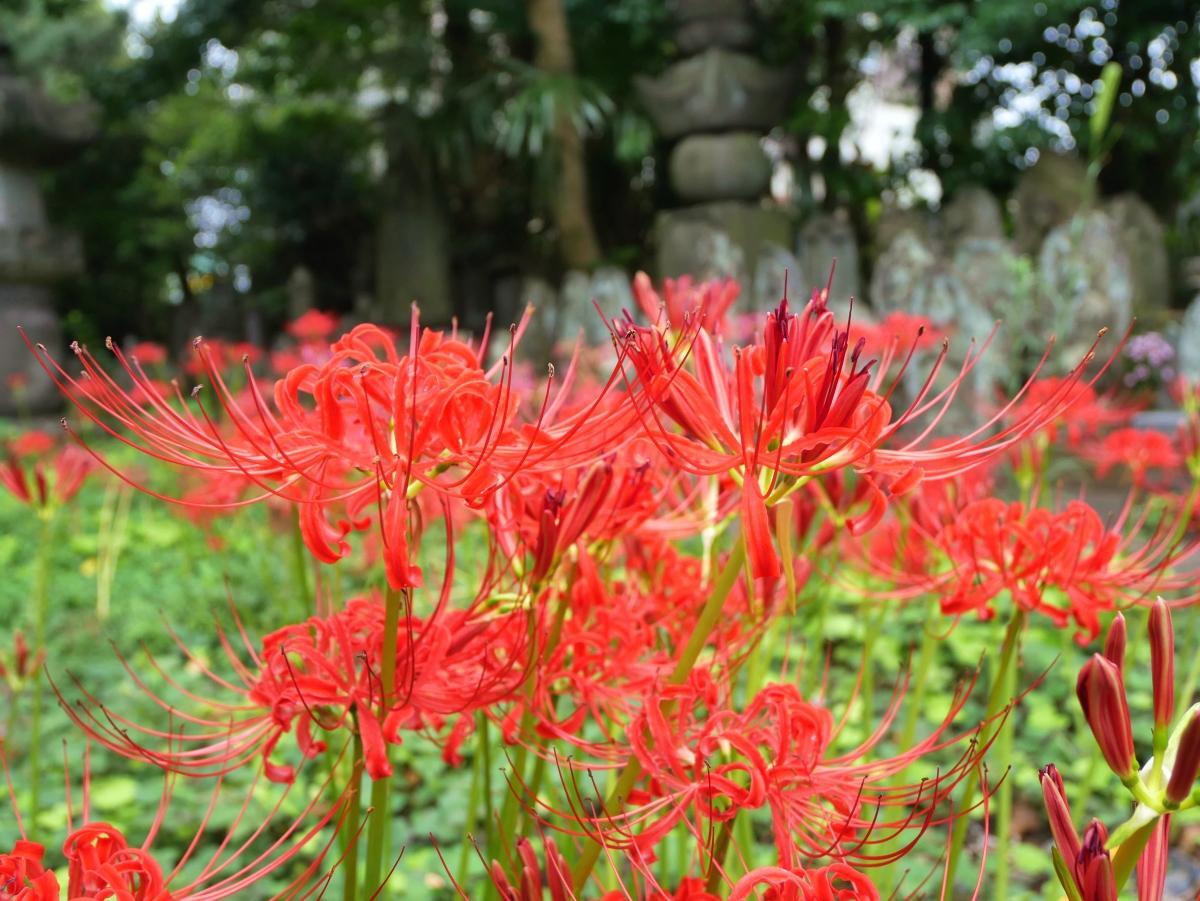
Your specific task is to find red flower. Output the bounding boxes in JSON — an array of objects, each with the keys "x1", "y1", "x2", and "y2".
[
  {"x1": 286, "y1": 309, "x2": 341, "y2": 342},
  {"x1": 9, "y1": 432, "x2": 54, "y2": 458},
  {"x1": 632, "y1": 271, "x2": 739, "y2": 335},
  {"x1": 728, "y1": 862, "x2": 879, "y2": 900},
  {"x1": 532, "y1": 672, "x2": 993, "y2": 873},
  {"x1": 1077, "y1": 654, "x2": 1137, "y2": 780},
  {"x1": 0, "y1": 437, "x2": 94, "y2": 510},
  {"x1": 0, "y1": 839, "x2": 59, "y2": 899},
  {"x1": 1012, "y1": 377, "x2": 1133, "y2": 447},
  {"x1": 57, "y1": 596, "x2": 527, "y2": 783},
  {"x1": 127, "y1": 341, "x2": 168, "y2": 366},
  {"x1": 1, "y1": 744, "x2": 348, "y2": 900},
  {"x1": 863, "y1": 496, "x2": 1200, "y2": 640},
  {"x1": 1089, "y1": 428, "x2": 1182, "y2": 486},
  {"x1": 848, "y1": 311, "x2": 942, "y2": 356},
  {"x1": 31, "y1": 316, "x2": 621, "y2": 591},
  {"x1": 615, "y1": 289, "x2": 1116, "y2": 577}
]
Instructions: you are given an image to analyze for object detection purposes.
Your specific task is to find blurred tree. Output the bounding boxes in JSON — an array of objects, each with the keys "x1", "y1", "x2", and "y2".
[
  {"x1": 12, "y1": 0, "x2": 1193, "y2": 345},
  {"x1": 522, "y1": 0, "x2": 602, "y2": 269}
]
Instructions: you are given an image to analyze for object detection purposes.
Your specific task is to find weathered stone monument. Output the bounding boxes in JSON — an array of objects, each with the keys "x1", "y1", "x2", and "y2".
[
  {"x1": 942, "y1": 184, "x2": 1006, "y2": 243},
  {"x1": 1037, "y1": 210, "x2": 1133, "y2": 362},
  {"x1": 0, "y1": 40, "x2": 97, "y2": 413},
  {"x1": 1175, "y1": 258, "x2": 1200, "y2": 381},
  {"x1": 1105, "y1": 192, "x2": 1170, "y2": 314},
  {"x1": 798, "y1": 210, "x2": 860, "y2": 307},
  {"x1": 1011, "y1": 152, "x2": 1093, "y2": 255},
  {"x1": 638, "y1": 0, "x2": 794, "y2": 294}
]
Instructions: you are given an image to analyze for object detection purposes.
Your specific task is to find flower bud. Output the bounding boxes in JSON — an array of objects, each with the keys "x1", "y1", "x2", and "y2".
[
  {"x1": 1103, "y1": 613, "x2": 1125, "y2": 669},
  {"x1": 1149, "y1": 600, "x2": 1175, "y2": 732},
  {"x1": 1077, "y1": 820, "x2": 1117, "y2": 901},
  {"x1": 1077, "y1": 654, "x2": 1137, "y2": 780},
  {"x1": 14, "y1": 631, "x2": 28, "y2": 677},
  {"x1": 1137, "y1": 815, "x2": 1170, "y2": 901},
  {"x1": 1166, "y1": 711, "x2": 1200, "y2": 807},
  {"x1": 1040, "y1": 764, "x2": 1081, "y2": 876}
]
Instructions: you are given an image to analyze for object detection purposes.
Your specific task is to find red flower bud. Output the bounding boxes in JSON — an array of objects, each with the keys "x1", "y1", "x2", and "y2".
[
  {"x1": 1103, "y1": 613, "x2": 1126, "y2": 669},
  {"x1": 1076, "y1": 820, "x2": 1117, "y2": 901},
  {"x1": 1040, "y1": 764, "x2": 1081, "y2": 884},
  {"x1": 14, "y1": 631, "x2": 28, "y2": 678},
  {"x1": 1166, "y1": 711, "x2": 1200, "y2": 807},
  {"x1": 1137, "y1": 814, "x2": 1170, "y2": 901},
  {"x1": 1077, "y1": 655, "x2": 1137, "y2": 779},
  {"x1": 1149, "y1": 600, "x2": 1175, "y2": 731}
]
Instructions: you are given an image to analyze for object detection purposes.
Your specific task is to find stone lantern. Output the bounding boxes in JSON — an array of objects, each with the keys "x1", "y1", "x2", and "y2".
[
  {"x1": 636, "y1": 0, "x2": 795, "y2": 289},
  {"x1": 0, "y1": 40, "x2": 97, "y2": 413}
]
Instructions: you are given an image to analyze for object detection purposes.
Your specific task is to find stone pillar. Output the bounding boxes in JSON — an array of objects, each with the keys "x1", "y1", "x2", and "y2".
[
  {"x1": 0, "y1": 40, "x2": 96, "y2": 413},
  {"x1": 637, "y1": 1, "x2": 795, "y2": 298}
]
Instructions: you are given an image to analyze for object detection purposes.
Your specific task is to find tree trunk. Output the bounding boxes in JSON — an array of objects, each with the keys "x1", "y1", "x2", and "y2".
[{"x1": 525, "y1": 0, "x2": 602, "y2": 270}]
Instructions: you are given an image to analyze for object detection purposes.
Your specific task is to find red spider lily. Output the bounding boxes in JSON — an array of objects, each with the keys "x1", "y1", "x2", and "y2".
[
  {"x1": 526, "y1": 669, "x2": 995, "y2": 878},
  {"x1": 632, "y1": 272, "x2": 739, "y2": 336},
  {"x1": 128, "y1": 341, "x2": 168, "y2": 367},
  {"x1": 1077, "y1": 654, "x2": 1137, "y2": 780},
  {"x1": 454, "y1": 833, "x2": 723, "y2": 901},
  {"x1": 27, "y1": 313, "x2": 634, "y2": 591},
  {"x1": 0, "y1": 630, "x2": 42, "y2": 687},
  {"x1": 480, "y1": 835, "x2": 574, "y2": 900},
  {"x1": 613, "y1": 285, "x2": 1117, "y2": 578},
  {"x1": 1011, "y1": 376, "x2": 1134, "y2": 448},
  {"x1": 858, "y1": 495, "x2": 1200, "y2": 640},
  {"x1": 1076, "y1": 820, "x2": 1118, "y2": 901},
  {"x1": 286, "y1": 310, "x2": 341, "y2": 343},
  {"x1": 727, "y1": 862, "x2": 879, "y2": 900},
  {"x1": 1137, "y1": 816, "x2": 1170, "y2": 901},
  {"x1": 1088, "y1": 428, "x2": 1182, "y2": 487},
  {"x1": 848, "y1": 312, "x2": 942, "y2": 358},
  {"x1": 55, "y1": 596, "x2": 527, "y2": 784},
  {"x1": 9, "y1": 431, "x2": 54, "y2": 458},
  {"x1": 497, "y1": 545, "x2": 756, "y2": 758},
  {"x1": 0, "y1": 839, "x2": 58, "y2": 898},
  {"x1": 0, "y1": 435, "x2": 94, "y2": 510},
  {"x1": 1, "y1": 745, "x2": 350, "y2": 900},
  {"x1": 486, "y1": 441, "x2": 696, "y2": 586}
]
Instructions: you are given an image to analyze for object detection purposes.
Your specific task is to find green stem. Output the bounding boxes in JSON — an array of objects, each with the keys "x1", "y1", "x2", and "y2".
[
  {"x1": 899, "y1": 603, "x2": 940, "y2": 751},
  {"x1": 495, "y1": 584, "x2": 563, "y2": 867},
  {"x1": 571, "y1": 541, "x2": 746, "y2": 892},
  {"x1": 992, "y1": 623, "x2": 1021, "y2": 899},
  {"x1": 858, "y1": 601, "x2": 887, "y2": 739},
  {"x1": 1180, "y1": 611, "x2": 1200, "y2": 713},
  {"x1": 27, "y1": 510, "x2": 55, "y2": 819},
  {"x1": 343, "y1": 731, "x2": 364, "y2": 901},
  {"x1": 1111, "y1": 819, "x2": 1158, "y2": 889},
  {"x1": 944, "y1": 606, "x2": 1027, "y2": 892},
  {"x1": 291, "y1": 507, "x2": 314, "y2": 617},
  {"x1": 363, "y1": 586, "x2": 403, "y2": 894},
  {"x1": 704, "y1": 816, "x2": 735, "y2": 894},
  {"x1": 457, "y1": 715, "x2": 485, "y2": 886},
  {"x1": 880, "y1": 601, "x2": 941, "y2": 895}
]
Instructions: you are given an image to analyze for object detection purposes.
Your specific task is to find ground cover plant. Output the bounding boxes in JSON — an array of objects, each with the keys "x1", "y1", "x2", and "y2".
[{"x1": 2, "y1": 277, "x2": 1200, "y2": 899}]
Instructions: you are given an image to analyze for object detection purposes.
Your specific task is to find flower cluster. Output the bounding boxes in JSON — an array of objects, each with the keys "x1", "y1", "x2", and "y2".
[{"x1": 8, "y1": 268, "x2": 1185, "y2": 898}]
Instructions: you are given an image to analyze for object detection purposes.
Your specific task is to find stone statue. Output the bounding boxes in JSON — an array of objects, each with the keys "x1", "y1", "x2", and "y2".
[
  {"x1": 1012, "y1": 153, "x2": 1093, "y2": 255},
  {"x1": 1105, "y1": 193, "x2": 1170, "y2": 313},
  {"x1": 640, "y1": 1, "x2": 795, "y2": 301},
  {"x1": 1037, "y1": 211, "x2": 1133, "y2": 362},
  {"x1": 0, "y1": 39, "x2": 98, "y2": 413}
]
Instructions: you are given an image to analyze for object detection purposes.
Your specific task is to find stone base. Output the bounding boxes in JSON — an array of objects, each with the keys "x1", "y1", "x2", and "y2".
[
  {"x1": 654, "y1": 202, "x2": 794, "y2": 299},
  {"x1": 0, "y1": 283, "x2": 62, "y2": 414}
]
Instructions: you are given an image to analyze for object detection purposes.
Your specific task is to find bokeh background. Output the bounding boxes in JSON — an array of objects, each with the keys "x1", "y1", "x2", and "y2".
[{"x1": 1, "y1": 0, "x2": 1198, "y2": 414}]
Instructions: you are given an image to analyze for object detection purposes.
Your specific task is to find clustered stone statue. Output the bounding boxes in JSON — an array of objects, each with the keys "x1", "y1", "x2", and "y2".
[
  {"x1": 0, "y1": 4, "x2": 1187, "y2": 414},
  {"x1": 0, "y1": 40, "x2": 97, "y2": 414}
]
